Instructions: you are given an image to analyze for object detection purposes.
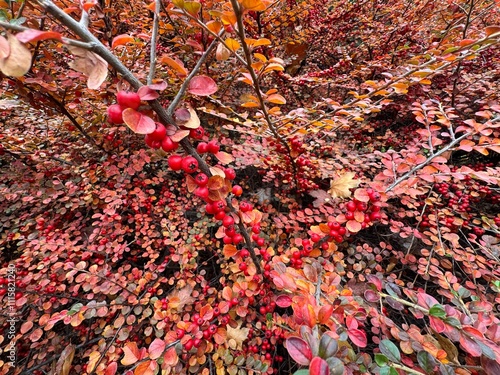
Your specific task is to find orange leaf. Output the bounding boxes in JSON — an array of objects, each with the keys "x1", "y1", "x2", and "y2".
[
  {"x1": 121, "y1": 342, "x2": 141, "y2": 365},
  {"x1": 148, "y1": 338, "x2": 166, "y2": 360},
  {"x1": 214, "y1": 151, "x2": 234, "y2": 165},
  {"x1": 223, "y1": 244, "x2": 238, "y2": 257},
  {"x1": 206, "y1": 20, "x2": 222, "y2": 34},
  {"x1": 485, "y1": 25, "x2": 500, "y2": 36},
  {"x1": 346, "y1": 220, "x2": 362, "y2": 233},
  {"x1": 122, "y1": 109, "x2": 156, "y2": 134},
  {"x1": 239, "y1": 0, "x2": 266, "y2": 11},
  {"x1": 266, "y1": 93, "x2": 286, "y2": 105},
  {"x1": 161, "y1": 55, "x2": 188, "y2": 76},
  {"x1": 112, "y1": 34, "x2": 134, "y2": 49}
]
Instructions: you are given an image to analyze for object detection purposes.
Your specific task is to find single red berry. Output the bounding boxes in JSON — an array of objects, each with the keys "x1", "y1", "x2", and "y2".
[
  {"x1": 197, "y1": 142, "x2": 208, "y2": 153},
  {"x1": 195, "y1": 173, "x2": 209, "y2": 186},
  {"x1": 181, "y1": 156, "x2": 199, "y2": 174},
  {"x1": 117, "y1": 91, "x2": 141, "y2": 109},
  {"x1": 107, "y1": 104, "x2": 125, "y2": 124},
  {"x1": 161, "y1": 136, "x2": 179, "y2": 152},
  {"x1": 232, "y1": 233, "x2": 243, "y2": 245},
  {"x1": 190, "y1": 126, "x2": 205, "y2": 140},
  {"x1": 310, "y1": 233, "x2": 321, "y2": 242},
  {"x1": 225, "y1": 168, "x2": 236, "y2": 180},
  {"x1": 232, "y1": 185, "x2": 243, "y2": 196},
  {"x1": 370, "y1": 211, "x2": 382, "y2": 221},
  {"x1": 149, "y1": 123, "x2": 167, "y2": 141},
  {"x1": 346, "y1": 201, "x2": 356, "y2": 212},
  {"x1": 168, "y1": 154, "x2": 183, "y2": 171},
  {"x1": 184, "y1": 339, "x2": 194, "y2": 351},
  {"x1": 213, "y1": 200, "x2": 226, "y2": 212},
  {"x1": 222, "y1": 215, "x2": 235, "y2": 227},
  {"x1": 239, "y1": 262, "x2": 248, "y2": 271},
  {"x1": 214, "y1": 211, "x2": 226, "y2": 220},
  {"x1": 145, "y1": 134, "x2": 160, "y2": 149},
  {"x1": 195, "y1": 186, "x2": 209, "y2": 200}
]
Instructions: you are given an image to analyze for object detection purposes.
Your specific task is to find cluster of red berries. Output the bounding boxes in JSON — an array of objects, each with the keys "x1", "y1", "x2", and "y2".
[{"x1": 107, "y1": 91, "x2": 142, "y2": 124}]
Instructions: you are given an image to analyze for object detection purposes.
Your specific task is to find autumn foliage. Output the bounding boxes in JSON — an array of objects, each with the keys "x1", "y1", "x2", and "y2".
[{"x1": 1, "y1": 0, "x2": 500, "y2": 374}]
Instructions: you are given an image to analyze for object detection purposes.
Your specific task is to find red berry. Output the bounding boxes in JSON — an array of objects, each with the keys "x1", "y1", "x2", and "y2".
[
  {"x1": 207, "y1": 139, "x2": 220, "y2": 154},
  {"x1": 149, "y1": 123, "x2": 167, "y2": 141},
  {"x1": 239, "y1": 201, "x2": 252, "y2": 212},
  {"x1": 346, "y1": 201, "x2": 356, "y2": 212},
  {"x1": 194, "y1": 186, "x2": 209, "y2": 200},
  {"x1": 145, "y1": 134, "x2": 160, "y2": 149},
  {"x1": 107, "y1": 104, "x2": 125, "y2": 124},
  {"x1": 310, "y1": 233, "x2": 321, "y2": 242},
  {"x1": 161, "y1": 136, "x2": 179, "y2": 152},
  {"x1": 181, "y1": 156, "x2": 199, "y2": 174},
  {"x1": 117, "y1": 91, "x2": 141, "y2": 109},
  {"x1": 176, "y1": 329, "x2": 185, "y2": 339},
  {"x1": 232, "y1": 185, "x2": 243, "y2": 196},
  {"x1": 225, "y1": 168, "x2": 236, "y2": 180},
  {"x1": 168, "y1": 154, "x2": 183, "y2": 171},
  {"x1": 190, "y1": 126, "x2": 205, "y2": 139},
  {"x1": 232, "y1": 233, "x2": 243, "y2": 245},
  {"x1": 239, "y1": 262, "x2": 248, "y2": 271},
  {"x1": 195, "y1": 173, "x2": 209, "y2": 186},
  {"x1": 184, "y1": 339, "x2": 194, "y2": 351},
  {"x1": 214, "y1": 211, "x2": 226, "y2": 220},
  {"x1": 370, "y1": 211, "x2": 382, "y2": 221},
  {"x1": 222, "y1": 215, "x2": 235, "y2": 227},
  {"x1": 197, "y1": 142, "x2": 208, "y2": 153}
]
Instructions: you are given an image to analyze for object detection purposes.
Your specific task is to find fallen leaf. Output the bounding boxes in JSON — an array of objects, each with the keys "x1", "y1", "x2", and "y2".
[
  {"x1": 226, "y1": 322, "x2": 250, "y2": 350},
  {"x1": 55, "y1": 344, "x2": 75, "y2": 375},
  {"x1": 328, "y1": 172, "x2": 360, "y2": 198}
]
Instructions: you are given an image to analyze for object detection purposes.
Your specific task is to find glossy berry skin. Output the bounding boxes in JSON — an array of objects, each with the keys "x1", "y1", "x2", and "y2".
[
  {"x1": 195, "y1": 173, "x2": 209, "y2": 186},
  {"x1": 190, "y1": 127, "x2": 205, "y2": 140},
  {"x1": 239, "y1": 201, "x2": 252, "y2": 212},
  {"x1": 225, "y1": 168, "x2": 236, "y2": 180},
  {"x1": 197, "y1": 142, "x2": 208, "y2": 154},
  {"x1": 168, "y1": 154, "x2": 183, "y2": 171},
  {"x1": 117, "y1": 91, "x2": 141, "y2": 110},
  {"x1": 232, "y1": 185, "x2": 243, "y2": 196},
  {"x1": 207, "y1": 139, "x2": 220, "y2": 154},
  {"x1": 107, "y1": 104, "x2": 125, "y2": 124},
  {"x1": 145, "y1": 134, "x2": 159, "y2": 148},
  {"x1": 161, "y1": 136, "x2": 179, "y2": 152},
  {"x1": 194, "y1": 186, "x2": 209, "y2": 200},
  {"x1": 150, "y1": 123, "x2": 167, "y2": 141},
  {"x1": 222, "y1": 215, "x2": 234, "y2": 227},
  {"x1": 181, "y1": 156, "x2": 199, "y2": 174}
]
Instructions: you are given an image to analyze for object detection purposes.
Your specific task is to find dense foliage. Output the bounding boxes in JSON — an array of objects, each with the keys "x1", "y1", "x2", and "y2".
[{"x1": 1, "y1": 0, "x2": 500, "y2": 374}]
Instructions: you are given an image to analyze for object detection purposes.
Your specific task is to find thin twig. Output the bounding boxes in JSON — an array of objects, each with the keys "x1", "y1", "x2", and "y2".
[{"x1": 147, "y1": 0, "x2": 161, "y2": 85}]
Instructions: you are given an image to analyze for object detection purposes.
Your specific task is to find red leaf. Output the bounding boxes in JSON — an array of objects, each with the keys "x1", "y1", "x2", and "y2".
[
  {"x1": 188, "y1": 75, "x2": 218, "y2": 96},
  {"x1": 309, "y1": 357, "x2": 330, "y2": 375},
  {"x1": 275, "y1": 295, "x2": 292, "y2": 308},
  {"x1": 215, "y1": 151, "x2": 235, "y2": 165},
  {"x1": 481, "y1": 356, "x2": 500, "y2": 375},
  {"x1": 148, "y1": 338, "x2": 166, "y2": 359},
  {"x1": 137, "y1": 86, "x2": 160, "y2": 101},
  {"x1": 459, "y1": 333, "x2": 482, "y2": 357},
  {"x1": 285, "y1": 336, "x2": 312, "y2": 365},
  {"x1": 318, "y1": 304, "x2": 334, "y2": 324},
  {"x1": 16, "y1": 30, "x2": 62, "y2": 43},
  {"x1": 122, "y1": 108, "x2": 156, "y2": 134},
  {"x1": 347, "y1": 328, "x2": 367, "y2": 347},
  {"x1": 105, "y1": 362, "x2": 117, "y2": 375}
]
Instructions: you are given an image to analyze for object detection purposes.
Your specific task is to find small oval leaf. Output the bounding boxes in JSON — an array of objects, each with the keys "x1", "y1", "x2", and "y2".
[{"x1": 122, "y1": 108, "x2": 156, "y2": 134}]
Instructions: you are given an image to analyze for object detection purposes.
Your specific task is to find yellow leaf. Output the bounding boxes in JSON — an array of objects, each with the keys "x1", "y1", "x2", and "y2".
[
  {"x1": 241, "y1": 101, "x2": 260, "y2": 108},
  {"x1": 226, "y1": 322, "x2": 250, "y2": 350},
  {"x1": 263, "y1": 63, "x2": 284, "y2": 74},
  {"x1": 253, "y1": 53, "x2": 267, "y2": 62},
  {"x1": 225, "y1": 38, "x2": 240, "y2": 52},
  {"x1": 328, "y1": 172, "x2": 359, "y2": 199},
  {"x1": 55, "y1": 344, "x2": 75, "y2": 375},
  {"x1": 391, "y1": 82, "x2": 408, "y2": 94},
  {"x1": 184, "y1": 1, "x2": 200, "y2": 16},
  {"x1": 253, "y1": 38, "x2": 271, "y2": 47},
  {"x1": 216, "y1": 43, "x2": 230, "y2": 61}
]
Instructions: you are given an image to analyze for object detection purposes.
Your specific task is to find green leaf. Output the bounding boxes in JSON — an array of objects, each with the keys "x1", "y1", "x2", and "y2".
[
  {"x1": 67, "y1": 303, "x2": 83, "y2": 315},
  {"x1": 379, "y1": 340, "x2": 401, "y2": 363},
  {"x1": 429, "y1": 304, "x2": 447, "y2": 318},
  {"x1": 375, "y1": 354, "x2": 388, "y2": 367},
  {"x1": 417, "y1": 351, "x2": 436, "y2": 373},
  {"x1": 293, "y1": 370, "x2": 309, "y2": 375}
]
